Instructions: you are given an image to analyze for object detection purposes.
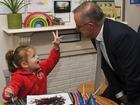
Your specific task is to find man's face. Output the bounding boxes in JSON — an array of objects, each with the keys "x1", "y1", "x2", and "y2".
[{"x1": 74, "y1": 13, "x2": 96, "y2": 39}]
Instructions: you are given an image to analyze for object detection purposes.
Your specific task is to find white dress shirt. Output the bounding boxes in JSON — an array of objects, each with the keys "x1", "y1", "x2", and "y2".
[
  {"x1": 96, "y1": 24, "x2": 114, "y2": 70},
  {"x1": 95, "y1": 24, "x2": 123, "y2": 98}
]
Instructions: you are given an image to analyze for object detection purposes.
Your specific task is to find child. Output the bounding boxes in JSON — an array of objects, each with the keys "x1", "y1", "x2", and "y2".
[{"x1": 2, "y1": 31, "x2": 62, "y2": 101}]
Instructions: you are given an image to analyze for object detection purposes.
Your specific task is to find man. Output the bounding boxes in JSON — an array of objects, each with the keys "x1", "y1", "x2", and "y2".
[{"x1": 73, "y1": 1, "x2": 140, "y2": 105}]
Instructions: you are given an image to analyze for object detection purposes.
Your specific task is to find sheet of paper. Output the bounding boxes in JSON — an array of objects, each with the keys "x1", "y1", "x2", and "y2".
[
  {"x1": 27, "y1": 93, "x2": 73, "y2": 105},
  {"x1": 27, "y1": 0, "x2": 53, "y2": 12}
]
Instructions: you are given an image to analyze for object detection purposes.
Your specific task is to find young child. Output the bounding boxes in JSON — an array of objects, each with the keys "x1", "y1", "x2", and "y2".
[{"x1": 2, "y1": 31, "x2": 62, "y2": 101}]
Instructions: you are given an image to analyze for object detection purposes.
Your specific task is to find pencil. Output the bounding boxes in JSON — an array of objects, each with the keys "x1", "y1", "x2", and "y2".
[{"x1": 83, "y1": 83, "x2": 85, "y2": 104}]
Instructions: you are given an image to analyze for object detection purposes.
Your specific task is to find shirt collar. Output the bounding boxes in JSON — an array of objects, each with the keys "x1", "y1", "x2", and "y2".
[{"x1": 96, "y1": 24, "x2": 104, "y2": 42}]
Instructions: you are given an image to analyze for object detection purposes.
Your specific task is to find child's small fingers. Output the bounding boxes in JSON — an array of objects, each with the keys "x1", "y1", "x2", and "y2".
[
  {"x1": 56, "y1": 30, "x2": 59, "y2": 37},
  {"x1": 59, "y1": 36, "x2": 63, "y2": 39},
  {"x1": 59, "y1": 39, "x2": 63, "y2": 42},
  {"x1": 52, "y1": 31, "x2": 55, "y2": 35},
  {"x1": 5, "y1": 88, "x2": 14, "y2": 97},
  {"x1": 5, "y1": 91, "x2": 12, "y2": 96},
  {"x1": 52, "y1": 31, "x2": 56, "y2": 37}
]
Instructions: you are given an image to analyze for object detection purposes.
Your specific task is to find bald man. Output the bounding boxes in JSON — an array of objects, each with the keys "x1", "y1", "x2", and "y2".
[{"x1": 73, "y1": 1, "x2": 140, "y2": 105}]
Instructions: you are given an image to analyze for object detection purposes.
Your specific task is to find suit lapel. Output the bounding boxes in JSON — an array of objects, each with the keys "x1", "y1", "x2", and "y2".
[
  {"x1": 103, "y1": 19, "x2": 116, "y2": 70},
  {"x1": 103, "y1": 18, "x2": 111, "y2": 58}
]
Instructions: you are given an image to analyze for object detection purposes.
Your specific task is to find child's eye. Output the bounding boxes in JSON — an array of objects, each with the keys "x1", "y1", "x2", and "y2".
[
  {"x1": 32, "y1": 55, "x2": 35, "y2": 58},
  {"x1": 32, "y1": 55, "x2": 39, "y2": 59}
]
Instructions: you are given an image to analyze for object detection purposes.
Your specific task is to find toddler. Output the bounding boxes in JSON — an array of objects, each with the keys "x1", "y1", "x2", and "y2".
[{"x1": 2, "y1": 31, "x2": 62, "y2": 100}]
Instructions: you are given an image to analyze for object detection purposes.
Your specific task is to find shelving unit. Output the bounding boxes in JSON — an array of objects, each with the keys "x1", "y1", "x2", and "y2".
[
  {"x1": 92, "y1": 0, "x2": 114, "y2": 2},
  {"x1": 3, "y1": 24, "x2": 76, "y2": 34},
  {"x1": 2, "y1": 25, "x2": 96, "y2": 57},
  {"x1": 3, "y1": 24, "x2": 76, "y2": 45}
]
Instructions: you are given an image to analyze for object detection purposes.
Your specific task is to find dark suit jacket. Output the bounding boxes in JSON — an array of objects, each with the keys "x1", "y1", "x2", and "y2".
[
  {"x1": 91, "y1": 18, "x2": 140, "y2": 101},
  {"x1": 138, "y1": 25, "x2": 140, "y2": 34}
]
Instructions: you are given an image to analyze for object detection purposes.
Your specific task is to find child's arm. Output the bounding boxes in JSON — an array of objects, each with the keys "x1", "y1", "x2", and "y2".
[
  {"x1": 3, "y1": 86, "x2": 14, "y2": 99},
  {"x1": 40, "y1": 30, "x2": 62, "y2": 76},
  {"x1": 2, "y1": 75, "x2": 23, "y2": 100}
]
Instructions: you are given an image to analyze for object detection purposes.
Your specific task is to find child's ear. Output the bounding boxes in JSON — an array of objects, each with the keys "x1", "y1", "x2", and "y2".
[{"x1": 21, "y1": 61, "x2": 28, "y2": 69}]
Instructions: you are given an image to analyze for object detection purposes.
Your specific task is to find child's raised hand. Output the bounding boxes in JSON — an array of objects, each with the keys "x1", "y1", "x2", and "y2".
[
  {"x1": 52, "y1": 30, "x2": 62, "y2": 49},
  {"x1": 4, "y1": 87, "x2": 14, "y2": 98}
]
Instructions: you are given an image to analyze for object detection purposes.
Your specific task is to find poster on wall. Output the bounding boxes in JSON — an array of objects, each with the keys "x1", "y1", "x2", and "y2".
[
  {"x1": 97, "y1": 2, "x2": 117, "y2": 18},
  {"x1": 27, "y1": 0, "x2": 53, "y2": 12},
  {"x1": 130, "y1": 0, "x2": 140, "y2": 4},
  {"x1": 54, "y1": 1, "x2": 71, "y2": 13},
  {"x1": 54, "y1": 0, "x2": 85, "y2": 11}
]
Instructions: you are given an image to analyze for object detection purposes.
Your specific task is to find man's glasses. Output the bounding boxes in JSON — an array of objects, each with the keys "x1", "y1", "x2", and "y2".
[{"x1": 76, "y1": 22, "x2": 90, "y2": 32}]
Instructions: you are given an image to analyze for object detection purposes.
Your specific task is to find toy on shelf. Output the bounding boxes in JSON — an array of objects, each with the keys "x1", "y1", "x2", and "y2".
[
  {"x1": 24, "y1": 12, "x2": 53, "y2": 28},
  {"x1": 53, "y1": 16, "x2": 65, "y2": 25}
]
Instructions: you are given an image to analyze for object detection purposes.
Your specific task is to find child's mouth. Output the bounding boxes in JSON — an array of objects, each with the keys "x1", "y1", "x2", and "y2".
[{"x1": 37, "y1": 61, "x2": 40, "y2": 64}]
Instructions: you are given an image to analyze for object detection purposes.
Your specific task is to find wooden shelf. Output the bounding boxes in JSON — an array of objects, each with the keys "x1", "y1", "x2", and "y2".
[{"x1": 3, "y1": 24, "x2": 76, "y2": 34}]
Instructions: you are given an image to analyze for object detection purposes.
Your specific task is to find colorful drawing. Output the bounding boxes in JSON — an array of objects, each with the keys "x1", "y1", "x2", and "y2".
[
  {"x1": 29, "y1": 0, "x2": 48, "y2": 5},
  {"x1": 27, "y1": 0, "x2": 53, "y2": 12}
]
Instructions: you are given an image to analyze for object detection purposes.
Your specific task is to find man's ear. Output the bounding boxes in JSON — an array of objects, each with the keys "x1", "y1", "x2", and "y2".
[
  {"x1": 21, "y1": 61, "x2": 28, "y2": 69},
  {"x1": 88, "y1": 22, "x2": 95, "y2": 29}
]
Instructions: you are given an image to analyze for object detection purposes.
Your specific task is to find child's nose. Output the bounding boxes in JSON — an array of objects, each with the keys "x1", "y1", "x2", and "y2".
[{"x1": 35, "y1": 55, "x2": 39, "y2": 59}]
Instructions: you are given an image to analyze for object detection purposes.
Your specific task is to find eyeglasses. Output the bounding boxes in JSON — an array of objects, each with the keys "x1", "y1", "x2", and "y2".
[{"x1": 76, "y1": 22, "x2": 90, "y2": 32}]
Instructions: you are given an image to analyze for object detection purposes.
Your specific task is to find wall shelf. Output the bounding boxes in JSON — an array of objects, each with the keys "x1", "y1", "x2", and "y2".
[
  {"x1": 3, "y1": 24, "x2": 76, "y2": 34},
  {"x1": 2, "y1": 24, "x2": 77, "y2": 46}
]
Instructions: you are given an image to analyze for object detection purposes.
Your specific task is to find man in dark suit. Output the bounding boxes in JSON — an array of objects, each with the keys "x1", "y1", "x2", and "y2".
[{"x1": 73, "y1": 1, "x2": 140, "y2": 105}]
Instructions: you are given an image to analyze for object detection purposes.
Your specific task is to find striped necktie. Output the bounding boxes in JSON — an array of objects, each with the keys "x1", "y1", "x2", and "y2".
[
  {"x1": 99, "y1": 41, "x2": 114, "y2": 70},
  {"x1": 94, "y1": 40, "x2": 106, "y2": 91}
]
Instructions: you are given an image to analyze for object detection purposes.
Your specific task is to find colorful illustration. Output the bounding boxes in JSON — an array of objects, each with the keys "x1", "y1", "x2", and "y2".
[
  {"x1": 97, "y1": 2, "x2": 117, "y2": 18},
  {"x1": 28, "y1": 0, "x2": 48, "y2": 5},
  {"x1": 27, "y1": 0, "x2": 53, "y2": 12}
]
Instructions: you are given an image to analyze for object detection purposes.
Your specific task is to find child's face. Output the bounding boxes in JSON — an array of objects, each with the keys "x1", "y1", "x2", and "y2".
[{"x1": 25, "y1": 48, "x2": 40, "y2": 71}]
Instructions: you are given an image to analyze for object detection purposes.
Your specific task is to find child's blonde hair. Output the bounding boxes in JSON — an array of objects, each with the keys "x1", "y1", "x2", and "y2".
[{"x1": 5, "y1": 45, "x2": 34, "y2": 73}]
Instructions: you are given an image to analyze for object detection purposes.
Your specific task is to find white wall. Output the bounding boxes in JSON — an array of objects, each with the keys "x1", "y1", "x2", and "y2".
[
  {"x1": 0, "y1": 15, "x2": 13, "y2": 102},
  {"x1": 125, "y1": 0, "x2": 140, "y2": 31}
]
